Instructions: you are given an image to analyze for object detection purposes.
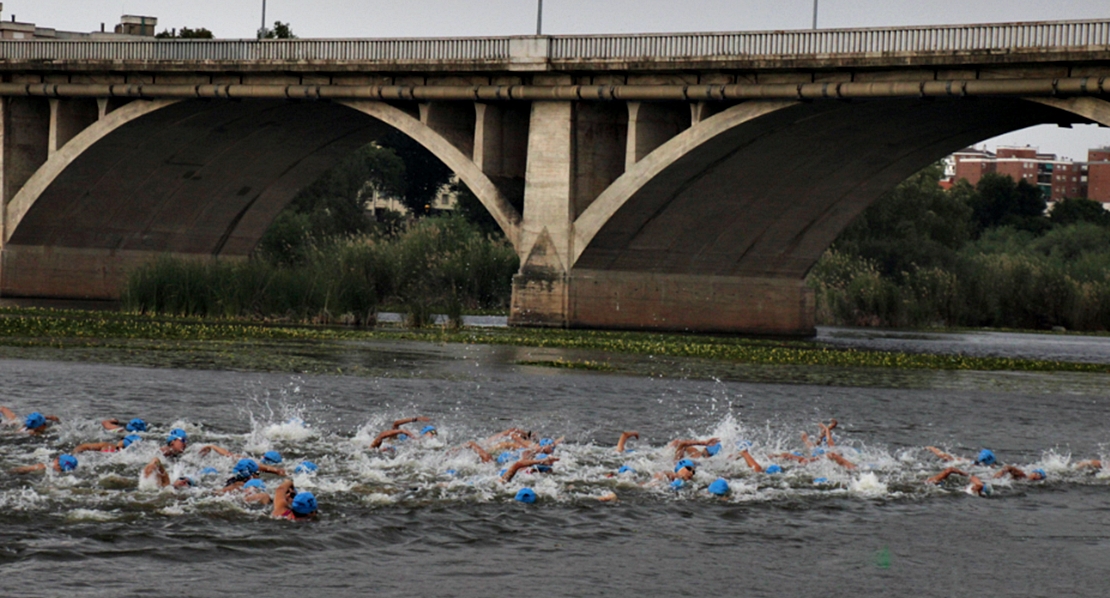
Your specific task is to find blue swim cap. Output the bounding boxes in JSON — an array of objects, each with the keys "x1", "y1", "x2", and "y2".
[
  {"x1": 705, "y1": 443, "x2": 722, "y2": 457},
  {"x1": 618, "y1": 465, "x2": 635, "y2": 474},
  {"x1": 294, "y1": 461, "x2": 318, "y2": 474},
  {"x1": 539, "y1": 438, "x2": 554, "y2": 447},
  {"x1": 125, "y1": 418, "x2": 147, "y2": 432},
  {"x1": 496, "y1": 451, "x2": 519, "y2": 465},
  {"x1": 58, "y1": 454, "x2": 78, "y2": 472},
  {"x1": 670, "y1": 479, "x2": 686, "y2": 490},
  {"x1": 177, "y1": 476, "x2": 197, "y2": 487},
  {"x1": 445, "y1": 469, "x2": 458, "y2": 476},
  {"x1": 675, "y1": 459, "x2": 697, "y2": 473},
  {"x1": 199, "y1": 467, "x2": 219, "y2": 476},
  {"x1": 980, "y1": 482, "x2": 994, "y2": 497},
  {"x1": 534, "y1": 464, "x2": 553, "y2": 473},
  {"x1": 975, "y1": 449, "x2": 997, "y2": 466},
  {"x1": 421, "y1": 425, "x2": 437, "y2": 435},
  {"x1": 122, "y1": 434, "x2": 142, "y2": 448},
  {"x1": 233, "y1": 459, "x2": 259, "y2": 479},
  {"x1": 261, "y1": 451, "x2": 283, "y2": 465},
  {"x1": 515, "y1": 488, "x2": 537, "y2": 503},
  {"x1": 736, "y1": 440, "x2": 753, "y2": 451},
  {"x1": 1032, "y1": 468, "x2": 1047, "y2": 479},
  {"x1": 813, "y1": 477, "x2": 829, "y2": 484},
  {"x1": 290, "y1": 491, "x2": 317, "y2": 515},
  {"x1": 24, "y1": 412, "x2": 46, "y2": 430},
  {"x1": 765, "y1": 464, "x2": 783, "y2": 474},
  {"x1": 166, "y1": 428, "x2": 187, "y2": 444},
  {"x1": 708, "y1": 478, "x2": 730, "y2": 495},
  {"x1": 812, "y1": 447, "x2": 826, "y2": 456},
  {"x1": 243, "y1": 479, "x2": 266, "y2": 491}
]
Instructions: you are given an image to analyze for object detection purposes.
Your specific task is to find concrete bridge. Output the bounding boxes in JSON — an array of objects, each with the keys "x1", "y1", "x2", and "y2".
[{"x1": 2, "y1": 20, "x2": 1110, "y2": 335}]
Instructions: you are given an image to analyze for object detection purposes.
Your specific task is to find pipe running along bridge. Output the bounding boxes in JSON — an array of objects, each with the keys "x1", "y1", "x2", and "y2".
[{"x1": 2, "y1": 20, "x2": 1110, "y2": 335}]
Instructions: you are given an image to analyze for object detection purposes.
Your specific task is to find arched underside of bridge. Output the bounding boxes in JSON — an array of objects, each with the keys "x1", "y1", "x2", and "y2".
[
  {"x1": 515, "y1": 96, "x2": 1110, "y2": 335},
  {"x1": 1, "y1": 98, "x2": 520, "y2": 299}
]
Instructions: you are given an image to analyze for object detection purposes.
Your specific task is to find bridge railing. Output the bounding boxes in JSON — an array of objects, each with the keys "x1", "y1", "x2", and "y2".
[
  {"x1": 548, "y1": 20, "x2": 1110, "y2": 59},
  {"x1": 0, "y1": 20, "x2": 1107, "y2": 63}
]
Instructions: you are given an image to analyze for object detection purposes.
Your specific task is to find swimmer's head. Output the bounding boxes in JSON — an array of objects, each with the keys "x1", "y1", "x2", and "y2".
[
  {"x1": 974, "y1": 449, "x2": 996, "y2": 466},
  {"x1": 166, "y1": 428, "x2": 188, "y2": 445},
  {"x1": 1032, "y1": 469, "x2": 1047, "y2": 480},
  {"x1": 813, "y1": 477, "x2": 829, "y2": 485},
  {"x1": 233, "y1": 459, "x2": 259, "y2": 480},
  {"x1": 675, "y1": 459, "x2": 697, "y2": 474},
  {"x1": 979, "y1": 482, "x2": 994, "y2": 497},
  {"x1": 708, "y1": 478, "x2": 730, "y2": 496},
  {"x1": 290, "y1": 491, "x2": 318, "y2": 516},
  {"x1": 515, "y1": 488, "x2": 537, "y2": 504},
  {"x1": 618, "y1": 465, "x2": 635, "y2": 474},
  {"x1": 765, "y1": 464, "x2": 783, "y2": 474},
  {"x1": 57, "y1": 454, "x2": 78, "y2": 472},
  {"x1": 736, "y1": 440, "x2": 753, "y2": 451},
  {"x1": 24, "y1": 412, "x2": 46, "y2": 430},
  {"x1": 539, "y1": 438, "x2": 554, "y2": 447},
  {"x1": 294, "y1": 461, "x2": 318, "y2": 474},
  {"x1": 421, "y1": 425, "x2": 437, "y2": 437},
  {"x1": 812, "y1": 447, "x2": 826, "y2": 456},
  {"x1": 125, "y1": 418, "x2": 147, "y2": 432},
  {"x1": 122, "y1": 434, "x2": 142, "y2": 449},
  {"x1": 243, "y1": 479, "x2": 266, "y2": 491},
  {"x1": 199, "y1": 467, "x2": 220, "y2": 477},
  {"x1": 496, "y1": 451, "x2": 519, "y2": 465},
  {"x1": 261, "y1": 451, "x2": 282, "y2": 465},
  {"x1": 173, "y1": 476, "x2": 196, "y2": 489},
  {"x1": 705, "y1": 443, "x2": 722, "y2": 457}
]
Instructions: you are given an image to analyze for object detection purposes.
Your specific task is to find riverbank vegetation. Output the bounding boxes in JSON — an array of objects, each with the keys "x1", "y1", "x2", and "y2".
[{"x1": 807, "y1": 165, "x2": 1110, "y2": 331}]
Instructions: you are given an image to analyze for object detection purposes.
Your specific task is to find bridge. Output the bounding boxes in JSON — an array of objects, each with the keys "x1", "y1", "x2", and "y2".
[{"x1": 2, "y1": 20, "x2": 1110, "y2": 335}]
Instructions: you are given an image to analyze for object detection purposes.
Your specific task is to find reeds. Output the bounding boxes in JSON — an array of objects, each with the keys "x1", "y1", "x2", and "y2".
[{"x1": 122, "y1": 216, "x2": 519, "y2": 326}]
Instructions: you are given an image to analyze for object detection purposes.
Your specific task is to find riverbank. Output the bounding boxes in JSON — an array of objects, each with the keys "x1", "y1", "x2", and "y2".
[{"x1": 0, "y1": 307, "x2": 1108, "y2": 381}]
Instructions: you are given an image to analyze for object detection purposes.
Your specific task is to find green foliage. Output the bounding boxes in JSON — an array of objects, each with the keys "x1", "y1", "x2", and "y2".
[
  {"x1": 1049, "y1": 197, "x2": 1110, "y2": 227},
  {"x1": 967, "y1": 173, "x2": 1048, "y2": 235},
  {"x1": 377, "y1": 131, "x2": 454, "y2": 215},
  {"x1": 124, "y1": 217, "x2": 519, "y2": 325},
  {"x1": 155, "y1": 27, "x2": 214, "y2": 39},
  {"x1": 260, "y1": 21, "x2": 296, "y2": 39}
]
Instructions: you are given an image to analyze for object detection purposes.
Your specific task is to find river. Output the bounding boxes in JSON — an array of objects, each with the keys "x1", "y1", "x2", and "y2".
[{"x1": 2, "y1": 331, "x2": 1110, "y2": 596}]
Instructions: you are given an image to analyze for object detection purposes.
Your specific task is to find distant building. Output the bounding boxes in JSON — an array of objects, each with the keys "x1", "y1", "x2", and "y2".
[
  {"x1": 0, "y1": 8, "x2": 157, "y2": 40},
  {"x1": 1088, "y1": 147, "x2": 1110, "y2": 203},
  {"x1": 948, "y1": 144, "x2": 1096, "y2": 207}
]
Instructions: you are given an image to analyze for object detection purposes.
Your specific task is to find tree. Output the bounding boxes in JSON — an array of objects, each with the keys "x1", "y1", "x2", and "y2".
[
  {"x1": 155, "y1": 27, "x2": 214, "y2": 39},
  {"x1": 967, "y1": 173, "x2": 1049, "y2": 235},
  {"x1": 377, "y1": 131, "x2": 453, "y2": 216},
  {"x1": 1049, "y1": 197, "x2": 1110, "y2": 227},
  {"x1": 260, "y1": 21, "x2": 296, "y2": 39}
]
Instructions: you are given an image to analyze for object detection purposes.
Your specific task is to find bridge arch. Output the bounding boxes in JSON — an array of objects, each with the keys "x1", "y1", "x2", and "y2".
[
  {"x1": 4, "y1": 98, "x2": 521, "y2": 285},
  {"x1": 572, "y1": 96, "x2": 1104, "y2": 279}
]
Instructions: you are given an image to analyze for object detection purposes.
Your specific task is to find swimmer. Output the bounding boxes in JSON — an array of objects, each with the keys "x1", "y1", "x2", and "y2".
[
  {"x1": 926, "y1": 446, "x2": 998, "y2": 467},
  {"x1": 993, "y1": 465, "x2": 1046, "y2": 481},
  {"x1": 735, "y1": 449, "x2": 785, "y2": 474},
  {"x1": 616, "y1": 431, "x2": 639, "y2": 453},
  {"x1": 219, "y1": 458, "x2": 264, "y2": 491},
  {"x1": 74, "y1": 434, "x2": 143, "y2": 453},
  {"x1": 802, "y1": 419, "x2": 838, "y2": 449},
  {"x1": 197, "y1": 445, "x2": 286, "y2": 475},
  {"x1": 271, "y1": 479, "x2": 317, "y2": 520},
  {"x1": 161, "y1": 429, "x2": 189, "y2": 458},
  {"x1": 1, "y1": 407, "x2": 61, "y2": 435},
  {"x1": 1075, "y1": 459, "x2": 1104, "y2": 471},
  {"x1": 101, "y1": 418, "x2": 148, "y2": 433},
  {"x1": 369, "y1": 416, "x2": 436, "y2": 449},
  {"x1": 654, "y1": 458, "x2": 698, "y2": 484},
  {"x1": 926, "y1": 467, "x2": 992, "y2": 497},
  {"x1": 501, "y1": 456, "x2": 558, "y2": 483},
  {"x1": 142, "y1": 457, "x2": 196, "y2": 489},
  {"x1": 670, "y1": 437, "x2": 722, "y2": 460},
  {"x1": 11, "y1": 453, "x2": 78, "y2": 474}
]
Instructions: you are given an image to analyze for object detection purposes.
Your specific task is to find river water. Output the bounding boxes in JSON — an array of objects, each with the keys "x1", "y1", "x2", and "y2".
[{"x1": 3, "y1": 333, "x2": 1110, "y2": 597}]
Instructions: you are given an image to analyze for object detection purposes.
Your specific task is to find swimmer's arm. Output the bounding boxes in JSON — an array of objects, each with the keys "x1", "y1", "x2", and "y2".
[
  {"x1": 465, "y1": 441, "x2": 493, "y2": 463},
  {"x1": 818, "y1": 422, "x2": 835, "y2": 446},
  {"x1": 993, "y1": 465, "x2": 1026, "y2": 479},
  {"x1": 925, "y1": 446, "x2": 956, "y2": 462},
  {"x1": 1075, "y1": 459, "x2": 1102, "y2": 470},
  {"x1": 969, "y1": 475, "x2": 986, "y2": 496},
  {"x1": 198, "y1": 445, "x2": 235, "y2": 458},
  {"x1": 74, "y1": 442, "x2": 114, "y2": 454},
  {"x1": 616, "y1": 431, "x2": 639, "y2": 453},
  {"x1": 801, "y1": 432, "x2": 816, "y2": 450},
  {"x1": 827, "y1": 452, "x2": 856, "y2": 470},
  {"x1": 10, "y1": 463, "x2": 47, "y2": 474},
  {"x1": 258, "y1": 464, "x2": 286, "y2": 476},
  {"x1": 143, "y1": 458, "x2": 171, "y2": 487},
  {"x1": 391, "y1": 416, "x2": 430, "y2": 429},
  {"x1": 737, "y1": 449, "x2": 764, "y2": 473},
  {"x1": 0, "y1": 406, "x2": 16, "y2": 423},
  {"x1": 245, "y1": 491, "x2": 272, "y2": 505},
  {"x1": 272, "y1": 480, "x2": 295, "y2": 517},
  {"x1": 501, "y1": 458, "x2": 555, "y2": 483},
  {"x1": 217, "y1": 480, "x2": 245, "y2": 494},
  {"x1": 771, "y1": 452, "x2": 813, "y2": 464},
  {"x1": 101, "y1": 418, "x2": 123, "y2": 431},
  {"x1": 926, "y1": 467, "x2": 968, "y2": 484},
  {"x1": 370, "y1": 429, "x2": 408, "y2": 449}
]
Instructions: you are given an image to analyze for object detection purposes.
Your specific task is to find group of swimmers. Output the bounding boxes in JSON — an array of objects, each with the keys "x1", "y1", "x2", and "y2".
[
  {"x1": 4, "y1": 404, "x2": 1105, "y2": 511},
  {"x1": 1, "y1": 406, "x2": 318, "y2": 520}
]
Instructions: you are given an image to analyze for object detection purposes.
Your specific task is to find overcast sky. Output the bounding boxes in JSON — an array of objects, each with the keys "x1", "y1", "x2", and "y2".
[{"x1": 14, "y1": 0, "x2": 1110, "y2": 160}]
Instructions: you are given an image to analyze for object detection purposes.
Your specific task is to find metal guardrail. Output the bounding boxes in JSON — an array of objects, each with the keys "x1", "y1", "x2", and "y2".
[{"x1": 0, "y1": 20, "x2": 1107, "y2": 63}]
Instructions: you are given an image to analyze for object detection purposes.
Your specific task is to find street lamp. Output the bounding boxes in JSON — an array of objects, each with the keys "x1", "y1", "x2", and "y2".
[
  {"x1": 259, "y1": 0, "x2": 267, "y2": 38},
  {"x1": 537, "y1": 0, "x2": 544, "y2": 35},
  {"x1": 812, "y1": 0, "x2": 818, "y2": 30}
]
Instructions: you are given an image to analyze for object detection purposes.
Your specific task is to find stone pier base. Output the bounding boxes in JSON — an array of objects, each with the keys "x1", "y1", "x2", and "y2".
[{"x1": 510, "y1": 268, "x2": 815, "y2": 336}]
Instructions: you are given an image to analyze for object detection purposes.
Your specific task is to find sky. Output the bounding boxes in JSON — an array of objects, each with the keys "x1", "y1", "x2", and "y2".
[{"x1": 14, "y1": 0, "x2": 1110, "y2": 160}]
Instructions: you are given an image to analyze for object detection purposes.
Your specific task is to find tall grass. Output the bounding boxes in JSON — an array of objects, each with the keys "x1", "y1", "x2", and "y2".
[
  {"x1": 808, "y1": 223, "x2": 1110, "y2": 331},
  {"x1": 122, "y1": 216, "x2": 519, "y2": 326}
]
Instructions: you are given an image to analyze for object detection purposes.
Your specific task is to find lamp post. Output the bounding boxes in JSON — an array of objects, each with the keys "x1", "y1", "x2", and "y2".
[
  {"x1": 259, "y1": 0, "x2": 267, "y2": 38},
  {"x1": 812, "y1": 0, "x2": 818, "y2": 30},
  {"x1": 537, "y1": 0, "x2": 544, "y2": 35}
]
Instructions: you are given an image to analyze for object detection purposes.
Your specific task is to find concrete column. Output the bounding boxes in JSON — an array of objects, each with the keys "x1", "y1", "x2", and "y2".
[
  {"x1": 567, "y1": 269, "x2": 816, "y2": 335},
  {"x1": 2, "y1": 97, "x2": 50, "y2": 206},
  {"x1": 626, "y1": 102, "x2": 691, "y2": 169},
  {"x1": 419, "y1": 102, "x2": 475, "y2": 158},
  {"x1": 509, "y1": 101, "x2": 575, "y2": 327},
  {"x1": 49, "y1": 98, "x2": 99, "y2": 155},
  {"x1": 573, "y1": 102, "x2": 626, "y2": 218},
  {"x1": 474, "y1": 102, "x2": 530, "y2": 205}
]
